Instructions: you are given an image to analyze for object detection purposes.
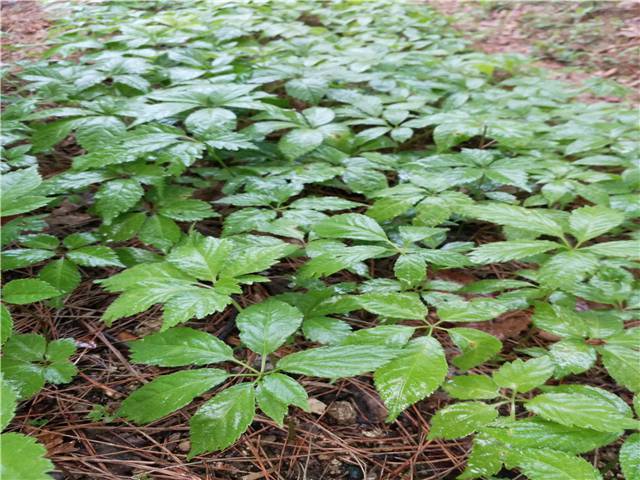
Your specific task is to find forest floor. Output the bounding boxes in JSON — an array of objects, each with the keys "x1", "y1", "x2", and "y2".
[
  {"x1": 1, "y1": 2, "x2": 637, "y2": 480},
  {"x1": 431, "y1": 0, "x2": 640, "y2": 103}
]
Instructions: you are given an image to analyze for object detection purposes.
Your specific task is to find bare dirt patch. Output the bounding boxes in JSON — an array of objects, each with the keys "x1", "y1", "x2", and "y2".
[
  {"x1": 431, "y1": 0, "x2": 640, "y2": 102},
  {"x1": 1, "y1": 0, "x2": 52, "y2": 64}
]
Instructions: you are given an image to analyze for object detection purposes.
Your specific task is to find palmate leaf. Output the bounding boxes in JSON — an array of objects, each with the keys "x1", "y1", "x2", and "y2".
[
  {"x1": 526, "y1": 392, "x2": 640, "y2": 432},
  {"x1": 1, "y1": 379, "x2": 18, "y2": 430},
  {"x1": 374, "y1": 336, "x2": 447, "y2": 421},
  {"x1": 94, "y1": 179, "x2": 144, "y2": 224},
  {"x1": 277, "y1": 345, "x2": 400, "y2": 378},
  {"x1": 313, "y1": 213, "x2": 389, "y2": 243},
  {"x1": 462, "y1": 203, "x2": 565, "y2": 238},
  {"x1": 0, "y1": 167, "x2": 51, "y2": 217},
  {"x1": 255, "y1": 373, "x2": 309, "y2": 426},
  {"x1": 129, "y1": 328, "x2": 234, "y2": 367},
  {"x1": 189, "y1": 383, "x2": 255, "y2": 458},
  {"x1": 357, "y1": 292, "x2": 427, "y2": 320},
  {"x1": 444, "y1": 375, "x2": 500, "y2": 400},
  {"x1": 0, "y1": 433, "x2": 54, "y2": 480},
  {"x1": 278, "y1": 128, "x2": 323, "y2": 160},
  {"x1": 1, "y1": 334, "x2": 77, "y2": 399},
  {"x1": 449, "y1": 328, "x2": 502, "y2": 370},
  {"x1": 509, "y1": 448, "x2": 602, "y2": 480},
  {"x1": 98, "y1": 235, "x2": 295, "y2": 327},
  {"x1": 117, "y1": 368, "x2": 228, "y2": 424},
  {"x1": 428, "y1": 402, "x2": 498, "y2": 440},
  {"x1": 620, "y1": 433, "x2": 640, "y2": 480},
  {"x1": 482, "y1": 418, "x2": 620, "y2": 455},
  {"x1": 2, "y1": 279, "x2": 60, "y2": 305},
  {"x1": 236, "y1": 299, "x2": 303, "y2": 356},
  {"x1": 167, "y1": 236, "x2": 232, "y2": 282},
  {"x1": 568, "y1": 205, "x2": 625, "y2": 243},
  {"x1": 469, "y1": 240, "x2": 560, "y2": 264},
  {"x1": 493, "y1": 357, "x2": 554, "y2": 393}
]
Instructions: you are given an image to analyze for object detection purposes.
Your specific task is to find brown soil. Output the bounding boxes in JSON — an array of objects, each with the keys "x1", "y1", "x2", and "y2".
[
  {"x1": 1, "y1": 0, "x2": 51, "y2": 64},
  {"x1": 431, "y1": 0, "x2": 640, "y2": 102}
]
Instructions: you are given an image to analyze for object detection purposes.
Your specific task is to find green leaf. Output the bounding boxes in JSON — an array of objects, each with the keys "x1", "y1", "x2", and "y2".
[
  {"x1": 341, "y1": 325, "x2": 415, "y2": 348},
  {"x1": 493, "y1": 356, "x2": 554, "y2": 393},
  {"x1": 449, "y1": 328, "x2": 502, "y2": 370},
  {"x1": 0, "y1": 304, "x2": 12, "y2": 346},
  {"x1": 526, "y1": 392, "x2": 640, "y2": 432},
  {"x1": 600, "y1": 344, "x2": 640, "y2": 393},
  {"x1": 313, "y1": 213, "x2": 389, "y2": 243},
  {"x1": 483, "y1": 418, "x2": 620, "y2": 454},
  {"x1": 428, "y1": 402, "x2": 498, "y2": 440},
  {"x1": 167, "y1": 236, "x2": 232, "y2": 282},
  {"x1": 531, "y1": 302, "x2": 589, "y2": 338},
  {"x1": 117, "y1": 368, "x2": 228, "y2": 424},
  {"x1": 139, "y1": 214, "x2": 181, "y2": 252},
  {"x1": 1, "y1": 334, "x2": 76, "y2": 399},
  {"x1": 161, "y1": 287, "x2": 231, "y2": 330},
  {"x1": 510, "y1": 448, "x2": 602, "y2": 480},
  {"x1": 0, "y1": 432, "x2": 54, "y2": 480},
  {"x1": 256, "y1": 373, "x2": 309, "y2": 426},
  {"x1": 357, "y1": 292, "x2": 426, "y2": 320},
  {"x1": 0, "y1": 167, "x2": 50, "y2": 216},
  {"x1": 458, "y1": 436, "x2": 503, "y2": 479},
  {"x1": 538, "y1": 250, "x2": 599, "y2": 287},
  {"x1": 582, "y1": 240, "x2": 640, "y2": 258},
  {"x1": 189, "y1": 383, "x2": 255, "y2": 457},
  {"x1": 394, "y1": 254, "x2": 426, "y2": 287},
  {"x1": 568, "y1": 205, "x2": 625, "y2": 243},
  {"x1": 374, "y1": 336, "x2": 447, "y2": 421},
  {"x1": 94, "y1": 179, "x2": 144, "y2": 224},
  {"x1": 38, "y1": 259, "x2": 81, "y2": 295},
  {"x1": 278, "y1": 345, "x2": 400, "y2": 378},
  {"x1": 621, "y1": 433, "x2": 640, "y2": 480},
  {"x1": 236, "y1": 299, "x2": 303, "y2": 356},
  {"x1": 443, "y1": 375, "x2": 500, "y2": 400},
  {"x1": 278, "y1": 128, "x2": 323, "y2": 160},
  {"x1": 1, "y1": 249, "x2": 56, "y2": 271},
  {"x1": 302, "y1": 317, "x2": 352, "y2": 345},
  {"x1": 2, "y1": 279, "x2": 60, "y2": 305},
  {"x1": 129, "y1": 327, "x2": 234, "y2": 367},
  {"x1": 565, "y1": 136, "x2": 610, "y2": 155},
  {"x1": 436, "y1": 298, "x2": 509, "y2": 323},
  {"x1": 1, "y1": 379, "x2": 18, "y2": 430},
  {"x1": 158, "y1": 199, "x2": 217, "y2": 222},
  {"x1": 469, "y1": 240, "x2": 560, "y2": 264},
  {"x1": 548, "y1": 339, "x2": 596, "y2": 377},
  {"x1": 218, "y1": 242, "x2": 296, "y2": 279},
  {"x1": 67, "y1": 246, "x2": 124, "y2": 268},
  {"x1": 289, "y1": 196, "x2": 361, "y2": 212},
  {"x1": 285, "y1": 78, "x2": 328, "y2": 104},
  {"x1": 463, "y1": 203, "x2": 564, "y2": 238},
  {"x1": 185, "y1": 107, "x2": 237, "y2": 134},
  {"x1": 19, "y1": 234, "x2": 59, "y2": 250},
  {"x1": 298, "y1": 245, "x2": 387, "y2": 279}
]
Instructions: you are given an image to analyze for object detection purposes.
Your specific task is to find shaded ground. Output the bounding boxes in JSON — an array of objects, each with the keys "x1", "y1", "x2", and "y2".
[{"x1": 431, "y1": 0, "x2": 640, "y2": 102}]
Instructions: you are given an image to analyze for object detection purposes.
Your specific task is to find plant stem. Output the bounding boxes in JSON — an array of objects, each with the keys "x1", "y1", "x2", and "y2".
[
  {"x1": 231, "y1": 298, "x2": 244, "y2": 312},
  {"x1": 230, "y1": 358, "x2": 260, "y2": 374}
]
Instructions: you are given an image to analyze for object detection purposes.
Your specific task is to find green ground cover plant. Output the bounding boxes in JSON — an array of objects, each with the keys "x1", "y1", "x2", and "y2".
[{"x1": 1, "y1": 1, "x2": 638, "y2": 478}]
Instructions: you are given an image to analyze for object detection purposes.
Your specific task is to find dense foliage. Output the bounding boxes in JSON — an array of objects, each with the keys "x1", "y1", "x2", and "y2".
[{"x1": 1, "y1": 1, "x2": 638, "y2": 478}]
